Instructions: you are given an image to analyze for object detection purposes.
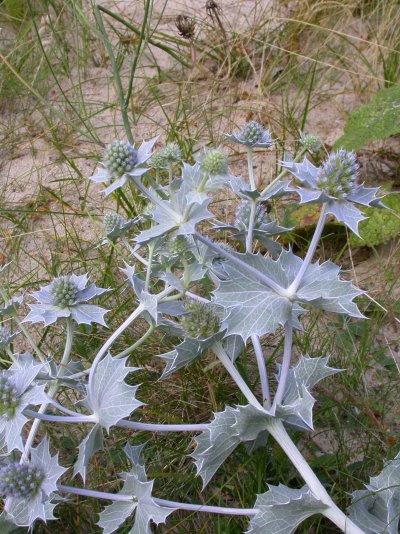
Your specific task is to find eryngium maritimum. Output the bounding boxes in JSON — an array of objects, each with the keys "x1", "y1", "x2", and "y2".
[
  {"x1": 24, "y1": 273, "x2": 109, "y2": 326},
  {"x1": 182, "y1": 301, "x2": 221, "y2": 339},
  {"x1": 89, "y1": 136, "x2": 158, "y2": 196},
  {"x1": 316, "y1": 149, "x2": 358, "y2": 198},
  {"x1": 0, "y1": 462, "x2": 44, "y2": 499},
  {"x1": 200, "y1": 148, "x2": 228, "y2": 176},
  {"x1": 225, "y1": 120, "x2": 274, "y2": 148}
]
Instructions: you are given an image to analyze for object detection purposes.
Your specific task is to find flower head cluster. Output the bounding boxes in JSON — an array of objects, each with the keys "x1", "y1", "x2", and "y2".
[
  {"x1": 150, "y1": 142, "x2": 181, "y2": 170},
  {"x1": 103, "y1": 140, "x2": 138, "y2": 177},
  {"x1": 167, "y1": 235, "x2": 189, "y2": 256},
  {"x1": 0, "y1": 462, "x2": 44, "y2": 499},
  {"x1": 24, "y1": 273, "x2": 109, "y2": 326},
  {"x1": 104, "y1": 212, "x2": 126, "y2": 236},
  {"x1": 1, "y1": 439, "x2": 67, "y2": 527},
  {"x1": 182, "y1": 301, "x2": 221, "y2": 339},
  {"x1": 316, "y1": 149, "x2": 359, "y2": 198},
  {"x1": 200, "y1": 148, "x2": 228, "y2": 176},
  {"x1": 299, "y1": 132, "x2": 321, "y2": 154},
  {"x1": 89, "y1": 136, "x2": 158, "y2": 196},
  {"x1": 0, "y1": 376, "x2": 19, "y2": 418},
  {"x1": 225, "y1": 120, "x2": 274, "y2": 148}
]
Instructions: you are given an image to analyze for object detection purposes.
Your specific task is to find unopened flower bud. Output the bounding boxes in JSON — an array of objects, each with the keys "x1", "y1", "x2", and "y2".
[
  {"x1": 104, "y1": 212, "x2": 126, "y2": 235},
  {"x1": 200, "y1": 149, "x2": 228, "y2": 176},
  {"x1": 0, "y1": 376, "x2": 19, "y2": 418},
  {"x1": 182, "y1": 301, "x2": 220, "y2": 339}
]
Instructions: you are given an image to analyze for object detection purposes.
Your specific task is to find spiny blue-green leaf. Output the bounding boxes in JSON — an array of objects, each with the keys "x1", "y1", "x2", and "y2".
[
  {"x1": 334, "y1": 85, "x2": 400, "y2": 150},
  {"x1": 192, "y1": 404, "x2": 271, "y2": 488},
  {"x1": 85, "y1": 354, "x2": 143, "y2": 431},
  {"x1": 98, "y1": 444, "x2": 175, "y2": 534},
  {"x1": 213, "y1": 249, "x2": 363, "y2": 340},
  {"x1": 246, "y1": 484, "x2": 328, "y2": 533},
  {"x1": 275, "y1": 355, "x2": 342, "y2": 430},
  {"x1": 73, "y1": 423, "x2": 104, "y2": 483},
  {"x1": 348, "y1": 451, "x2": 400, "y2": 534},
  {"x1": 158, "y1": 331, "x2": 225, "y2": 377}
]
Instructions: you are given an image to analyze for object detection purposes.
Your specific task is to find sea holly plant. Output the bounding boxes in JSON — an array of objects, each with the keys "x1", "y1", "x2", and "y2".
[{"x1": 0, "y1": 115, "x2": 398, "y2": 534}]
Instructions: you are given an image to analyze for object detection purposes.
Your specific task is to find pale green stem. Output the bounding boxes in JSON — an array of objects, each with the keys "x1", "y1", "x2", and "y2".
[
  {"x1": 245, "y1": 200, "x2": 257, "y2": 253},
  {"x1": 250, "y1": 334, "x2": 271, "y2": 409},
  {"x1": 212, "y1": 342, "x2": 265, "y2": 411},
  {"x1": 22, "y1": 318, "x2": 74, "y2": 461},
  {"x1": 247, "y1": 147, "x2": 256, "y2": 190},
  {"x1": 287, "y1": 203, "x2": 327, "y2": 295},
  {"x1": 145, "y1": 242, "x2": 155, "y2": 291},
  {"x1": 114, "y1": 324, "x2": 154, "y2": 359},
  {"x1": 272, "y1": 318, "x2": 293, "y2": 410},
  {"x1": 5, "y1": 346, "x2": 19, "y2": 365},
  {"x1": 267, "y1": 419, "x2": 364, "y2": 534}
]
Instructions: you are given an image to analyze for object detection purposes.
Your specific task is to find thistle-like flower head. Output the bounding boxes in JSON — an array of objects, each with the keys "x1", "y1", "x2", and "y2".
[
  {"x1": 89, "y1": 136, "x2": 158, "y2": 196},
  {"x1": 162, "y1": 142, "x2": 182, "y2": 163},
  {"x1": 149, "y1": 150, "x2": 168, "y2": 170},
  {"x1": 299, "y1": 132, "x2": 321, "y2": 154},
  {"x1": 316, "y1": 149, "x2": 359, "y2": 198},
  {"x1": 182, "y1": 301, "x2": 221, "y2": 339},
  {"x1": 167, "y1": 235, "x2": 189, "y2": 256},
  {"x1": 2, "y1": 439, "x2": 67, "y2": 527},
  {"x1": 50, "y1": 277, "x2": 79, "y2": 308},
  {"x1": 0, "y1": 376, "x2": 19, "y2": 418},
  {"x1": 0, "y1": 462, "x2": 45, "y2": 499},
  {"x1": 103, "y1": 140, "x2": 138, "y2": 178},
  {"x1": 280, "y1": 151, "x2": 384, "y2": 236},
  {"x1": 200, "y1": 148, "x2": 228, "y2": 176},
  {"x1": 225, "y1": 121, "x2": 274, "y2": 148},
  {"x1": 24, "y1": 273, "x2": 109, "y2": 326}
]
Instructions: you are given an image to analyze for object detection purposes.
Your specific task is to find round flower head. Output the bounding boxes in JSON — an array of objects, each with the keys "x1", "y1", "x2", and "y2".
[
  {"x1": 316, "y1": 149, "x2": 359, "y2": 198},
  {"x1": 103, "y1": 140, "x2": 138, "y2": 178},
  {"x1": 1, "y1": 438, "x2": 67, "y2": 527},
  {"x1": 300, "y1": 132, "x2": 321, "y2": 154},
  {"x1": 0, "y1": 462, "x2": 44, "y2": 499},
  {"x1": 24, "y1": 273, "x2": 109, "y2": 327},
  {"x1": 50, "y1": 277, "x2": 78, "y2": 308},
  {"x1": 0, "y1": 376, "x2": 19, "y2": 418},
  {"x1": 167, "y1": 235, "x2": 189, "y2": 256},
  {"x1": 200, "y1": 148, "x2": 228, "y2": 176},
  {"x1": 89, "y1": 136, "x2": 158, "y2": 196},
  {"x1": 149, "y1": 150, "x2": 168, "y2": 170},
  {"x1": 175, "y1": 14, "x2": 196, "y2": 40},
  {"x1": 225, "y1": 121, "x2": 274, "y2": 148},
  {"x1": 182, "y1": 301, "x2": 221, "y2": 339},
  {"x1": 162, "y1": 142, "x2": 181, "y2": 163}
]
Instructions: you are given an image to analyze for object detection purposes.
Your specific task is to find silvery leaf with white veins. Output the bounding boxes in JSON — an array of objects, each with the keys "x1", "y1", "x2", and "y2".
[
  {"x1": 181, "y1": 161, "x2": 226, "y2": 199},
  {"x1": 192, "y1": 404, "x2": 271, "y2": 488},
  {"x1": 73, "y1": 423, "x2": 104, "y2": 483},
  {"x1": 275, "y1": 355, "x2": 342, "y2": 430},
  {"x1": 135, "y1": 182, "x2": 212, "y2": 244},
  {"x1": 246, "y1": 484, "x2": 327, "y2": 534},
  {"x1": 213, "y1": 248, "x2": 364, "y2": 341},
  {"x1": 227, "y1": 175, "x2": 291, "y2": 202},
  {"x1": 158, "y1": 331, "x2": 226, "y2": 377},
  {"x1": 0, "y1": 358, "x2": 48, "y2": 452},
  {"x1": 348, "y1": 451, "x2": 400, "y2": 534},
  {"x1": 24, "y1": 273, "x2": 109, "y2": 327},
  {"x1": 84, "y1": 353, "x2": 143, "y2": 431},
  {"x1": 98, "y1": 443, "x2": 176, "y2": 534}
]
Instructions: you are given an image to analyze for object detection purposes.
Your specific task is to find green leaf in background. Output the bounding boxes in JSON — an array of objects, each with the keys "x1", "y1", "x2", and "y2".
[
  {"x1": 334, "y1": 85, "x2": 400, "y2": 150},
  {"x1": 349, "y1": 193, "x2": 400, "y2": 248}
]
